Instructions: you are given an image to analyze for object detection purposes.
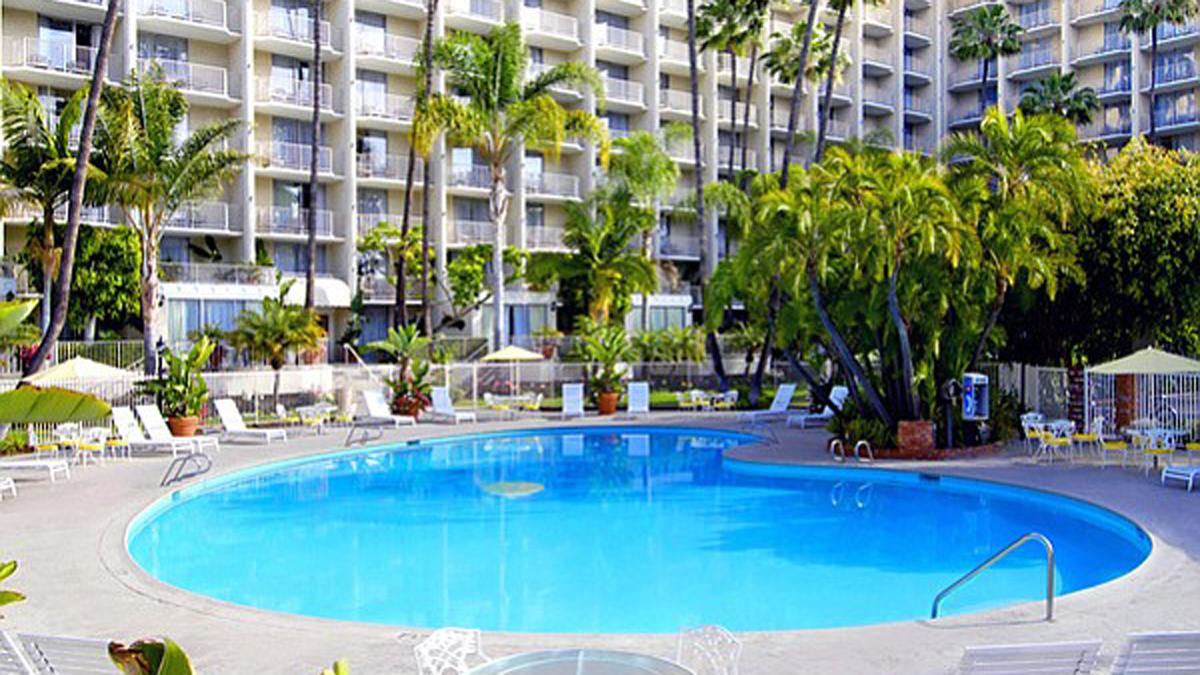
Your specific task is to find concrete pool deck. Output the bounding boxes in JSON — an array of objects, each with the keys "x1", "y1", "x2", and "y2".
[{"x1": 1, "y1": 413, "x2": 1197, "y2": 674}]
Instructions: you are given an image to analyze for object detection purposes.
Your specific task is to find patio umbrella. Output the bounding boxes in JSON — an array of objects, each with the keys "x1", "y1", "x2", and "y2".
[
  {"x1": 25, "y1": 357, "x2": 131, "y2": 383},
  {"x1": 1088, "y1": 347, "x2": 1200, "y2": 375},
  {"x1": 0, "y1": 385, "x2": 112, "y2": 424},
  {"x1": 480, "y1": 346, "x2": 544, "y2": 398}
]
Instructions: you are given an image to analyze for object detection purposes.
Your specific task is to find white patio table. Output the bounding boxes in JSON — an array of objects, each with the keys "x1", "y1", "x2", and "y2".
[{"x1": 466, "y1": 650, "x2": 694, "y2": 675}]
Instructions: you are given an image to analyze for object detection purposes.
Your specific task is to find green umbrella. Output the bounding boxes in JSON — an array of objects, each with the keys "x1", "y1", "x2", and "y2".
[{"x1": 0, "y1": 385, "x2": 112, "y2": 424}]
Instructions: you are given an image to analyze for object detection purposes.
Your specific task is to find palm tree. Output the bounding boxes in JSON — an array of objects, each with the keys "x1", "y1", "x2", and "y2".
[
  {"x1": 685, "y1": 0, "x2": 707, "y2": 261},
  {"x1": 1019, "y1": 72, "x2": 1101, "y2": 124},
  {"x1": 778, "y1": 0, "x2": 824, "y2": 187},
  {"x1": 0, "y1": 86, "x2": 88, "y2": 333},
  {"x1": 698, "y1": 0, "x2": 755, "y2": 176},
  {"x1": 305, "y1": 0, "x2": 322, "y2": 310},
  {"x1": 365, "y1": 324, "x2": 430, "y2": 382},
  {"x1": 229, "y1": 281, "x2": 326, "y2": 408},
  {"x1": 1120, "y1": 0, "x2": 1197, "y2": 142},
  {"x1": 764, "y1": 21, "x2": 848, "y2": 154},
  {"x1": 949, "y1": 5, "x2": 1023, "y2": 116},
  {"x1": 814, "y1": 0, "x2": 886, "y2": 164},
  {"x1": 737, "y1": 0, "x2": 771, "y2": 178},
  {"x1": 92, "y1": 69, "x2": 246, "y2": 375},
  {"x1": 942, "y1": 107, "x2": 1089, "y2": 370},
  {"x1": 414, "y1": 23, "x2": 606, "y2": 348},
  {"x1": 607, "y1": 129, "x2": 681, "y2": 331},
  {"x1": 21, "y1": 0, "x2": 121, "y2": 377}
]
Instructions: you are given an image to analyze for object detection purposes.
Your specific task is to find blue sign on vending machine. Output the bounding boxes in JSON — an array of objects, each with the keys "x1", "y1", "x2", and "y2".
[{"x1": 962, "y1": 373, "x2": 990, "y2": 421}]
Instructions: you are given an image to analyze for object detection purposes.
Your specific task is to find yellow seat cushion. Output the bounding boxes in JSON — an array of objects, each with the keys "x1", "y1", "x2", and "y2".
[
  {"x1": 1045, "y1": 437, "x2": 1071, "y2": 446},
  {"x1": 1186, "y1": 442, "x2": 1200, "y2": 451},
  {"x1": 1101, "y1": 441, "x2": 1128, "y2": 450},
  {"x1": 1146, "y1": 447, "x2": 1174, "y2": 456},
  {"x1": 80, "y1": 444, "x2": 103, "y2": 451},
  {"x1": 107, "y1": 439, "x2": 128, "y2": 446},
  {"x1": 1073, "y1": 433, "x2": 1099, "y2": 442}
]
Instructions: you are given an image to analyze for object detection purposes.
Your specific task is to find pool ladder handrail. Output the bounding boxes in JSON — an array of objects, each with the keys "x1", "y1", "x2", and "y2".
[
  {"x1": 931, "y1": 532, "x2": 1055, "y2": 621},
  {"x1": 830, "y1": 439, "x2": 874, "y2": 463},
  {"x1": 160, "y1": 451, "x2": 213, "y2": 487}
]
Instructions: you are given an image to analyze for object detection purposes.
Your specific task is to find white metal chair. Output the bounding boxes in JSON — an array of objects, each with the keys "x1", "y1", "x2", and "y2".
[
  {"x1": 736, "y1": 384, "x2": 797, "y2": 425},
  {"x1": 957, "y1": 641, "x2": 1101, "y2": 675},
  {"x1": 429, "y1": 387, "x2": 478, "y2": 424},
  {"x1": 711, "y1": 390, "x2": 739, "y2": 411},
  {"x1": 9, "y1": 631, "x2": 114, "y2": 675},
  {"x1": 412, "y1": 628, "x2": 491, "y2": 675},
  {"x1": 134, "y1": 405, "x2": 221, "y2": 454},
  {"x1": 786, "y1": 385, "x2": 849, "y2": 428},
  {"x1": 561, "y1": 383, "x2": 585, "y2": 419},
  {"x1": 1162, "y1": 465, "x2": 1200, "y2": 491},
  {"x1": 676, "y1": 625, "x2": 741, "y2": 675},
  {"x1": 0, "y1": 476, "x2": 15, "y2": 500},
  {"x1": 1111, "y1": 632, "x2": 1200, "y2": 674},
  {"x1": 626, "y1": 381, "x2": 650, "y2": 417},
  {"x1": 215, "y1": 399, "x2": 289, "y2": 444}
]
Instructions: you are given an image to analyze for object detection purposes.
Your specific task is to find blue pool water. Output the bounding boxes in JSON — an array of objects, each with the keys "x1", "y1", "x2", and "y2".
[{"x1": 128, "y1": 427, "x2": 1151, "y2": 632}]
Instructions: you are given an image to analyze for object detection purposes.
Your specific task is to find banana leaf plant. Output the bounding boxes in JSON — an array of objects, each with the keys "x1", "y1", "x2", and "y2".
[
  {"x1": 0, "y1": 560, "x2": 24, "y2": 617},
  {"x1": 108, "y1": 639, "x2": 194, "y2": 675}
]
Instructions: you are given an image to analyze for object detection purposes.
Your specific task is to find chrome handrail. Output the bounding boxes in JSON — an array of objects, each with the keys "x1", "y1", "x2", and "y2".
[{"x1": 931, "y1": 532, "x2": 1055, "y2": 621}]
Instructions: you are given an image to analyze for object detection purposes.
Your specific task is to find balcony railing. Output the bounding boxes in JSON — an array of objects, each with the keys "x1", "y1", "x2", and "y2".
[
  {"x1": 452, "y1": 219, "x2": 496, "y2": 245},
  {"x1": 666, "y1": 141, "x2": 696, "y2": 161},
  {"x1": 166, "y1": 202, "x2": 233, "y2": 232},
  {"x1": 1072, "y1": 0, "x2": 1122, "y2": 18},
  {"x1": 449, "y1": 165, "x2": 491, "y2": 189},
  {"x1": 1145, "y1": 64, "x2": 1198, "y2": 86},
  {"x1": 257, "y1": 207, "x2": 335, "y2": 237},
  {"x1": 528, "y1": 226, "x2": 566, "y2": 249},
  {"x1": 1008, "y1": 51, "x2": 1059, "y2": 73},
  {"x1": 356, "y1": 92, "x2": 415, "y2": 121},
  {"x1": 138, "y1": 58, "x2": 228, "y2": 96},
  {"x1": 717, "y1": 99, "x2": 754, "y2": 122},
  {"x1": 826, "y1": 117, "x2": 851, "y2": 139},
  {"x1": 717, "y1": 146, "x2": 757, "y2": 170},
  {"x1": 160, "y1": 263, "x2": 275, "y2": 285},
  {"x1": 948, "y1": 59, "x2": 996, "y2": 87},
  {"x1": 521, "y1": 10, "x2": 578, "y2": 40},
  {"x1": 1077, "y1": 38, "x2": 1132, "y2": 59},
  {"x1": 5, "y1": 38, "x2": 97, "y2": 76},
  {"x1": 139, "y1": 0, "x2": 229, "y2": 29},
  {"x1": 1078, "y1": 119, "x2": 1132, "y2": 139},
  {"x1": 605, "y1": 77, "x2": 644, "y2": 105},
  {"x1": 358, "y1": 213, "x2": 420, "y2": 235},
  {"x1": 257, "y1": 77, "x2": 336, "y2": 111},
  {"x1": 446, "y1": 0, "x2": 502, "y2": 22},
  {"x1": 355, "y1": 31, "x2": 419, "y2": 62},
  {"x1": 903, "y1": 13, "x2": 931, "y2": 36},
  {"x1": 949, "y1": 107, "x2": 986, "y2": 125},
  {"x1": 10, "y1": 203, "x2": 114, "y2": 226},
  {"x1": 659, "y1": 38, "x2": 689, "y2": 64},
  {"x1": 0, "y1": 263, "x2": 32, "y2": 296},
  {"x1": 1017, "y1": 10, "x2": 1056, "y2": 29},
  {"x1": 257, "y1": 10, "x2": 340, "y2": 50},
  {"x1": 661, "y1": 0, "x2": 686, "y2": 14},
  {"x1": 1156, "y1": 21, "x2": 1200, "y2": 40},
  {"x1": 660, "y1": 88, "x2": 700, "y2": 114},
  {"x1": 718, "y1": 52, "x2": 751, "y2": 74},
  {"x1": 863, "y1": 82, "x2": 895, "y2": 107},
  {"x1": 525, "y1": 171, "x2": 579, "y2": 198},
  {"x1": 1150, "y1": 109, "x2": 1200, "y2": 128},
  {"x1": 660, "y1": 234, "x2": 701, "y2": 257},
  {"x1": 598, "y1": 25, "x2": 645, "y2": 55},
  {"x1": 357, "y1": 153, "x2": 423, "y2": 182},
  {"x1": 259, "y1": 141, "x2": 334, "y2": 174},
  {"x1": 904, "y1": 52, "x2": 932, "y2": 75},
  {"x1": 1098, "y1": 78, "x2": 1132, "y2": 95}
]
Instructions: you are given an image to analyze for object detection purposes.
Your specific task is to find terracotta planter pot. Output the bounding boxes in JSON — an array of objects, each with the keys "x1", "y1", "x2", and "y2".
[
  {"x1": 898, "y1": 420, "x2": 934, "y2": 456},
  {"x1": 167, "y1": 416, "x2": 199, "y2": 437},
  {"x1": 597, "y1": 392, "x2": 620, "y2": 416}
]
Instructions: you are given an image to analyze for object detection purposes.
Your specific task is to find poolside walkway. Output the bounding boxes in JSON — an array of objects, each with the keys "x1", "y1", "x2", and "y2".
[{"x1": 1, "y1": 413, "x2": 1198, "y2": 675}]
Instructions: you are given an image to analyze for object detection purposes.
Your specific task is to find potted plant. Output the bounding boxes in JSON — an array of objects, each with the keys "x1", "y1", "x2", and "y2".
[
  {"x1": 532, "y1": 325, "x2": 564, "y2": 359},
  {"x1": 583, "y1": 324, "x2": 631, "y2": 415},
  {"x1": 385, "y1": 360, "x2": 433, "y2": 418},
  {"x1": 137, "y1": 337, "x2": 215, "y2": 437}
]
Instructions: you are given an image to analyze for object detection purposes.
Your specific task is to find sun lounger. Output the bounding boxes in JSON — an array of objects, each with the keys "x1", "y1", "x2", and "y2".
[
  {"x1": 214, "y1": 399, "x2": 288, "y2": 444},
  {"x1": 429, "y1": 387, "x2": 478, "y2": 424},
  {"x1": 561, "y1": 384, "x2": 584, "y2": 419},
  {"x1": 787, "y1": 385, "x2": 849, "y2": 429},
  {"x1": 1162, "y1": 465, "x2": 1200, "y2": 491},
  {"x1": 111, "y1": 407, "x2": 194, "y2": 458},
  {"x1": 626, "y1": 382, "x2": 650, "y2": 417},
  {"x1": 711, "y1": 390, "x2": 739, "y2": 411},
  {"x1": 360, "y1": 390, "x2": 417, "y2": 427},
  {"x1": 958, "y1": 641, "x2": 1101, "y2": 675},
  {"x1": 736, "y1": 384, "x2": 798, "y2": 425},
  {"x1": 135, "y1": 405, "x2": 220, "y2": 455},
  {"x1": 1112, "y1": 631, "x2": 1200, "y2": 674},
  {"x1": 12, "y1": 631, "x2": 114, "y2": 675},
  {"x1": 0, "y1": 456, "x2": 69, "y2": 483},
  {"x1": 0, "y1": 476, "x2": 16, "y2": 500}
]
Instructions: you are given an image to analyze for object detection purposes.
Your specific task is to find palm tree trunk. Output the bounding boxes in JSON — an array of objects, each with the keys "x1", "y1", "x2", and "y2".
[
  {"x1": 809, "y1": 264, "x2": 893, "y2": 427},
  {"x1": 489, "y1": 161, "x2": 509, "y2": 348},
  {"x1": 727, "y1": 48, "x2": 738, "y2": 177},
  {"x1": 397, "y1": 144, "x2": 417, "y2": 330},
  {"x1": 414, "y1": 0, "x2": 440, "y2": 336},
  {"x1": 686, "y1": 0, "x2": 705, "y2": 231},
  {"x1": 968, "y1": 278, "x2": 1008, "y2": 371},
  {"x1": 39, "y1": 205, "x2": 56, "y2": 334},
  {"x1": 749, "y1": 274, "x2": 779, "y2": 405},
  {"x1": 783, "y1": 345, "x2": 842, "y2": 413},
  {"x1": 641, "y1": 227, "x2": 652, "y2": 332},
  {"x1": 304, "y1": 0, "x2": 322, "y2": 311},
  {"x1": 1149, "y1": 30, "x2": 1158, "y2": 143},
  {"x1": 813, "y1": 4, "x2": 847, "y2": 165},
  {"x1": 887, "y1": 266, "x2": 918, "y2": 419},
  {"x1": 739, "y1": 41, "x2": 758, "y2": 187},
  {"x1": 274, "y1": 367, "x2": 282, "y2": 412},
  {"x1": 22, "y1": 0, "x2": 120, "y2": 378},
  {"x1": 706, "y1": 331, "x2": 729, "y2": 391},
  {"x1": 140, "y1": 225, "x2": 161, "y2": 376},
  {"x1": 980, "y1": 56, "x2": 989, "y2": 94},
  {"x1": 780, "y1": 0, "x2": 821, "y2": 187}
]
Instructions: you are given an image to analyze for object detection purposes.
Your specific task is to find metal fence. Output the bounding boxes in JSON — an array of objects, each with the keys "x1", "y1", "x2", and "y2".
[
  {"x1": 983, "y1": 362, "x2": 1071, "y2": 419},
  {"x1": 1085, "y1": 371, "x2": 1200, "y2": 435}
]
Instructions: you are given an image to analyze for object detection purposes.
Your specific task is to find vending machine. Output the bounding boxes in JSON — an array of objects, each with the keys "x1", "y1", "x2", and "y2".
[{"x1": 962, "y1": 373, "x2": 990, "y2": 421}]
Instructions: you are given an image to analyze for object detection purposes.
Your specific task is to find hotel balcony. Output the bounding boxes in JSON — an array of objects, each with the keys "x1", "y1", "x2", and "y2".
[
  {"x1": 445, "y1": 0, "x2": 503, "y2": 31},
  {"x1": 1150, "y1": 21, "x2": 1200, "y2": 49},
  {"x1": 255, "y1": 11, "x2": 343, "y2": 57},
  {"x1": 357, "y1": 153, "x2": 423, "y2": 185},
  {"x1": 160, "y1": 263, "x2": 275, "y2": 286},
  {"x1": 862, "y1": 42, "x2": 895, "y2": 76},
  {"x1": 258, "y1": 141, "x2": 336, "y2": 178},
  {"x1": 950, "y1": 0, "x2": 1000, "y2": 15},
  {"x1": 165, "y1": 202, "x2": 235, "y2": 233},
  {"x1": 139, "y1": 0, "x2": 238, "y2": 40},
  {"x1": 1006, "y1": 51, "x2": 1060, "y2": 80},
  {"x1": 358, "y1": 213, "x2": 420, "y2": 236},
  {"x1": 863, "y1": 82, "x2": 896, "y2": 115},
  {"x1": 355, "y1": 31, "x2": 420, "y2": 72},
  {"x1": 948, "y1": 60, "x2": 998, "y2": 91},
  {"x1": 448, "y1": 165, "x2": 492, "y2": 190},
  {"x1": 717, "y1": 146, "x2": 757, "y2": 172},
  {"x1": 660, "y1": 89, "x2": 702, "y2": 120},
  {"x1": 1016, "y1": 9, "x2": 1059, "y2": 34},
  {"x1": 1096, "y1": 78, "x2": 1133, "y2": 100},
  {"x1": 660, "y1": 233, "x2": 701, "y2": 259},
  {"x1": 659, "y1": 0, "x2": 687, "y2": 24},
  {"x1": 717, "y1": 52, "x2": 751, "y2": 82},
  {"x1": 257, "y1": 207, "x2": 336, "y2": 238},
  {"x1": 356, "y1": 0, "x2": 426, "y2": 19},
  {"x1": 666, "y1": 140, "x2": 696, "y2": 164},
  {"x1": 8, "y1": 203, "x2": 115, "y2": 228},
  {"x1": 0, "y1": 262, "x2": 33, "y2": 298},
  {"x1": 596, "y1": 25, "x2": 646, "y2": 64},
  {"x1": 903, "y1": 14, "x2": 932, "y2": 47},
  {"x1": 863, "y1": 5, "x2": 894, "y2": 36},
  {"x1": 525, "y1": 172, "x2": 580, "y2": 200},
  {"x1": 904, "y1": 52, "x2": 933, "y2": 85},
  {"x1": 717, "y1": 99, "x2": 757, "y2": 127},
  {"x1": 1072, "y1": 0, "x2": 1122, "y2": 23},
  {"x1": 256, "y1": 77, "x2": 340, "y2": 118},
  {"x1": 1078, "y1": 119, "x2": 1133, "y2": 143},
  {"x1": 1072, "y1": 37, "x2": 1133, "y2": 66},
  {"x1": 903, "y1": 93, "x2": 934, "y2": 122},
  {"x1": 360, "y1": 275, "x2": 429, "y2": 303},
  {"x1": 1142, "y1": 65, "x2": 1200, "y2": 92},
  {"x1": 138, "y1": 58, "x2": 235, "y2": 106},
  {"x1": 3, "y1": 39, "x2": 97, "y2": 88},
  {"x1": 527, "y1": 226, "x2": 567, "y2": 250},
  {"x1": 450, "y1": 219, "x2": 497, "y2": 246},
  {"x1": 356, "y1": 92, "x2": 416, "y2": 127},
  {"x1": 659, "y1": 38, "x2": 699, "y2": 74},
  {"x1": 521, "y1": 9, "x2": 580, "y2": 49},
  {"x1": 604, "y1": 77, "x2": 645, "y2": 110},
  {"x1": 1148, "y1": 109, "x2": 1200, "y2": 134}
]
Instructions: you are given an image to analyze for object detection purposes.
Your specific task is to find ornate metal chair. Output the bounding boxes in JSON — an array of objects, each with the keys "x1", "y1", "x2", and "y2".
[
  {"x1": 412, "y1": 628, "x2": 491, "y2": 675},
  {"x1": 676, "y1": 625, "x2": 741, "y2": 675}
]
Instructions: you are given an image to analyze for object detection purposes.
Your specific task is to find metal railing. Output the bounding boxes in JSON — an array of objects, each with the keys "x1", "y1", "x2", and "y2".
[
  {"x1": 525, "y1": 172, "x2": 579, "y2": 198},
  {"x1": 527, "y1": 226, "x2": 566, "y2": 249},
  {"x1": 355, "y1": 31, "x2": 420, "y2": 62},
  {"x1": 666, "y1": 141, "x2": 696, "y2": 161},
  {"x1": 449, "y1": 164, "x2": 491, "y2": 189},
  {"x1": 140, "y1": 0, "x2": 229, "y2": 29},
  {"x1": 717, "y1": 52, "x2": 750, "y2": 74},
  {"x1": 659, "y1": 38, "x2": 690, "y2": 64},
  {"x1": 931, "y1": 532, "x2": 1055, "y2": 621},
  {"x1": 1144, "y1": 64, "x2": 1198, "y2": 86},
  {"x1": 8, "y1": 203, "x2": 114, "y2": 227},
  {"x1": 451, "y1": 219, "x2": 497, "y2": 245},
  {"x1": 166, "y1": 202, "x2": 233, "y2": 232},
  {"x1": 903, "y1": 13, "x2": 931, "y2": 36},
  {"x1": 660, "y1": 234, "x2": 702, "y2": 257},
  {"x1": 160, "y1": 262, "x2": 276, "y2": 285},
  {"x1": 863, "y1": 82, "x2": 896, "y2": 107},
  {"x1": 138, "y1": 58, "x2": 228, "y2": 96},
  {"x1": 259, "y1": 141, "x2": 335, "y2": 174},
  {"x1": 356, "y1": 91, "x2": 416, "y2": 121},
  {"x1": 948, "y1": 60, "x2": 995, "y2": 87},
  {"x1": 358, "y1": 213, "x2": 420, "y2": 235},
  {"x1": 5, "y1": 38, "x2": 97, "y2": 75},
  {"x1": 521, "y1": 10, "x2": 578, "y2": 40},
  {"x1": 605, "y1": 77, "x2": 645, "y2": 105},
  {"x1": 257, "y1": 77, "x2": 336, "y2": 111},
  {"x1": 1075, "y1": 38, "x2": 1132, "y2": 60},
  {"x1": 598, "y1": 25, "x2": 645, "y2": 55},
  {"x1": 1017, "y1": 9, "x2": 1057, "y2": 29},
  {"x1": 717, "y1": 99, "x2": 755, "y2": 123},
  {"x1": 1072, "y1": 0, "x2": 1122, "y2": 18},
  {"x1": 446, "y1": 0, "x2": 502, "y2": 22},
  {"x1": 1008, "y1": 50, "x2": 1059, "y2": 73},
  {"x1": 717, "y1": 146, "x2": 756, "y2": 170},
  {"x1": 257, "y1": 10, "x2": 340, "y2": 50},
  {"x1": 257, "y1": 207, "x2": 335, "y2": 237},
  {"x1": 660, "y1": 88, "x2": 700, "y2": 114},
  {"x1": 357, "y1": 153, "x2": 422, "y2": 182}
]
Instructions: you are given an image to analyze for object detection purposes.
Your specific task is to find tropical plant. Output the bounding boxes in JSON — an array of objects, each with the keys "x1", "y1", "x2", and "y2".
[
  {"x1": 108, "y1": 639, "x2": 195, "y2": 675},
  {"x1": 582, "y1": 323, "x2": 632, "y2": 395},
  {"x1": 384, "y1": 358, "x2": 433, "y2": 416},
  {"x1": 90, "y1": 68, "x2": 246, "y2": 375},
  {"x1": 405, "y1": 0, "x2": 442, "y2": 335},
  {"x1": 1120, "y1": 0, "x2": 1198, "y2": 141},
  {"x1": 318, "y1": 661, "x2": 350, "y2": 675},
  {"x1": 136, "y1": 337, "x2": 215, "y2": 419},
  {"x1": 814, "y1": 0, "x2": 885, "y2": 163},
  {"x1": 949, "y1": 5, "x2": 1023, "y2": 98},
  {"x1": 0, "y1": 560, "x2": 24, "y2": 617},
  {"x1": 1019, "y1": 72, "x2": 1101, "y2": 125},
  {"x1": 697, "y1": 0, "x2": 769, "y2": 177},
  {"x1": 365, "y1": 325, "x2": 431, "y2": 383},
  {"x1": 20, "y1": 0, "x2": 120, "y2": 377},
  {"x1": 527, "y1": 186, "x2": 656, "y2": 324},
  {"x1": 357, "y1": 218, "x2": 427, "y2": 327},
  {"x1": 228, "y1": 282, "x2": 327, "y2": 408},
  {"x1": 942, "y1": 107, "x2": 1090, "y2": 369},
  {"x1": 776, "y1": 0, "x2": 825, "y2": 186},
  {"x1": 414, "y1": 22, "x2": 606, "y2": 347}
]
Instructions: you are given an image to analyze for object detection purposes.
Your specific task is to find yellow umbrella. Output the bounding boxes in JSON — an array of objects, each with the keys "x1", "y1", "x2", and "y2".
[
  {"x1": 480, "y1": 346, "x2": 545, "y2": 362},
  {"x1": 26, "y1": 357, "x2": 133, "y2": 382},
  {"x1": 1088, "y1": 347, "x2": 1200, "y2": 375}
]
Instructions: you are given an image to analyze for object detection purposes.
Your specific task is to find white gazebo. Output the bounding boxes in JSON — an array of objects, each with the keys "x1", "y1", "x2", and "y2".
[{"x1": 1085, "y1": 347, "x2": 1200, "y2": 434}]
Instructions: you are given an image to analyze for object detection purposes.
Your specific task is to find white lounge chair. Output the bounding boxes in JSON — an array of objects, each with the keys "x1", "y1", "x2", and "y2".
[
  {"x1": 1112, "y1": 631, "x2": 1200, "y2": 674},
  {"x1": 626, "y1": 381, "x2": 650, "y2": 417},
  {"x1": 214, "y1": 399, "x2": 288, "y2": 444},
  {"x1": 561, "y1": 383, "x2": 585, "y2": 419},
  {"x1": 429, "y1": 387, "x2": 477, "y2": 424},
  {"x1": 360, "y1": 390, "x2": 417, "y2": 427},
  {"x1": 736, "y1": 383, "x2": 798, "y2": 425},
  {"x1": 0, "y1": 452, "x2": 69, "y2": 483},
  {"x1": 111, "y1": 407, "x2": 193, "y2": 458},
  {"x1": 1162, "y1": 465, "x2": 1200, "y2": 491},
  {"x1": 9, "y1": 631, "x2": 114, "y2": 675},
  {"x1": 957, "y1": 641, "x2": 1101, "y2": 675},
  {"x1": 135, "y1": 405, "x2": 220, "y2": 454},
  {"x1": 0, "y1": 476, "x2": 16, "y2": 500},
  {"x1": 787, "y1": 385, "x2": 849, "y2": 428}
]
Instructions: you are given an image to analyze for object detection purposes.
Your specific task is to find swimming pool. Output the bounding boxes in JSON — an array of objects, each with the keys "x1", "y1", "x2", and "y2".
[{"x1": 128, "y1": 427, "x2": 1151, "y2": 633}]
